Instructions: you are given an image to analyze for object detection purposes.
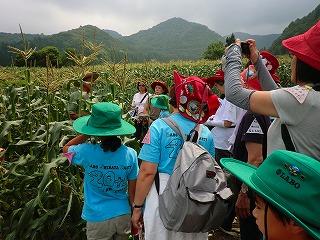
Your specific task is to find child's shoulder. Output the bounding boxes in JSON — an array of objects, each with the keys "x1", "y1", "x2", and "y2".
[{"x1": 118, "y1": 145, "x2": 137, "y2": 155}]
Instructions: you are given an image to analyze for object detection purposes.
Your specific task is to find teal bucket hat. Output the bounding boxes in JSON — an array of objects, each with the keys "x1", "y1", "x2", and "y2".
[
  {"x1": 221, "y1": 150, "x2": 320, "y2": 240},
  {"x1": 73, "y1": 102, "x2": 136, "y2": 136},
  {"x1": 150, "y1": 94, "x2": 170, "y2": 110}
]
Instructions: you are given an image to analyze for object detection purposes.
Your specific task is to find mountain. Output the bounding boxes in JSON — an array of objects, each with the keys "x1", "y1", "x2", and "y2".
[
  {"x1": 270, "y1": 4, "x2": 320, "y2": 54},
  {"x1": 103, "y1": 29, "x2": 123, "y2": 39},
  {"x1": 122, "y1": 17, "x2": 225, "y2": 60},
  {"x1": 0, "y1": 25, "x2": 149, "y2": 65},
  {"x1": 227, "y1": 32, "x2": 280, "y2": 50}
]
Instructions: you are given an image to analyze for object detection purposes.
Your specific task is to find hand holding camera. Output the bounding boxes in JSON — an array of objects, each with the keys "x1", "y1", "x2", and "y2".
[{"x1": 241, "y1": 42, "x2": 251, "y2": 56}]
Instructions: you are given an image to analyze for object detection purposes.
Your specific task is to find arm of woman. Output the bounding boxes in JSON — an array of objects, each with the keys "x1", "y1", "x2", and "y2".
[
  {"x1": 128, "y1": 179, "x2": 137, "y2": 205},
  {"x1": 131, "y1": 161, "x2": 157, "y2": 228},
  {"x1": 224, "y1": 44, "x2": 279, "y2": 117},
  {"x1": 247, "y1": 39, "x2": 279, "y2": 91},
  {"x1": 63, "y1": 135, "x2": 88, "y2": 153}
]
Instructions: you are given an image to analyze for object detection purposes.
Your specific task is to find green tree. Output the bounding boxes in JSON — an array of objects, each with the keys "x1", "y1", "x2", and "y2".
[
  {"x1": 203, "y1": 41, "x2": 225, "y2": 60},
  {"x1": 225, "y1": 33, "x2": 235, "y2": 46},
  {"x1": 35, "y1": 46, "x2": 60, "y2": 67}
]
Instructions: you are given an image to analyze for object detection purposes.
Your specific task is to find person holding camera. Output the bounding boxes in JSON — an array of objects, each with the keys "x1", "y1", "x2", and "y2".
[{"x1": 224, "y1": 20, "x2": 320, "y2": 160}]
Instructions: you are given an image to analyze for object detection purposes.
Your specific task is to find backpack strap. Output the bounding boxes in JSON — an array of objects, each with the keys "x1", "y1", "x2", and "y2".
[
  {"x1": 155, "y1": 117, "x2": 183, "y2": 195},
  {"x1": 162, "y1": 117, "x2": 186, "y2": 141},
  {"x1": 187, "y1": 124, "x2": 202, "y2": 143},
  {"x1": 281, "y1": 124, "x2": 296, "y2": 152},
  {"x1": 162, "y1": 117, "x2": 202, "y2": 143},
  {"x1": 139, "y1": 92, "x2": 149, "y2": 103}
]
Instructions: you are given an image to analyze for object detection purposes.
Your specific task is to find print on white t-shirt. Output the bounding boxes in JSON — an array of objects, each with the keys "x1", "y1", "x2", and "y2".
[{"x1": 246, "y1": 118, "x2": 263, "y2": 134}]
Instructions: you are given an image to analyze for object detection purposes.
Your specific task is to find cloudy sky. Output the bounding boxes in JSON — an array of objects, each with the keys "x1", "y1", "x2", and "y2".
[{"x1": 1, "y1": 0, "x2": 318, "y2": 36}]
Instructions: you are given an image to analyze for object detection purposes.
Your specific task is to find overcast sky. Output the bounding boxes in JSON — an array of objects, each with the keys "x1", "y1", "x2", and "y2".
[{"x1": 1, "y1": 0, "x2": 318, "y2": 36}]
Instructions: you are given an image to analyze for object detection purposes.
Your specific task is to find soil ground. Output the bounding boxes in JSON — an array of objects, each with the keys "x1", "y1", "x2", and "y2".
[{"x1": 208, "y1": 218, "x2": 240, "y2": 240}]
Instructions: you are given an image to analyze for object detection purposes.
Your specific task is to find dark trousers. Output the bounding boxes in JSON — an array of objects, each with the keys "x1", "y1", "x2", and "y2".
[
  {"x1": 134, "y1": 120, "x2": 148, "y2": 143},
  {"x1": 215, "y1": 148, "x2": 235, "y2": 230}
]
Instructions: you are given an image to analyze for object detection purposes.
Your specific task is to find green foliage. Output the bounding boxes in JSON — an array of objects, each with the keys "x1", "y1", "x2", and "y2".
[
  {"x1": 225, "y1": 33, "x2": 236, "y2": 46},
  {"x1": 203, "y1": 41, "x2": 225, "y2": 60},
  {"x1": 36, "y1": 46, "x2": 60, "y2": 67},
  {"x1": 270, "y1": 4, "x2": 320, "y2": 54}
]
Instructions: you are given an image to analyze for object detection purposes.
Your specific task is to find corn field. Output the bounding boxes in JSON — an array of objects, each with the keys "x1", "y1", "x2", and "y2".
[{"x1": 0, "y1": 50, "x2": 292, "y2": 239}]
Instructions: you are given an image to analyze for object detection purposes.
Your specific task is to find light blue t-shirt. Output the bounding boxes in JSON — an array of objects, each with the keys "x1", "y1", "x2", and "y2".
[
  {"x1": 68, "y1": 143, "x2": 138, "y2": 222},
  {"x1": 139, "y1": 113, "x2": 215, "y2": 175}
]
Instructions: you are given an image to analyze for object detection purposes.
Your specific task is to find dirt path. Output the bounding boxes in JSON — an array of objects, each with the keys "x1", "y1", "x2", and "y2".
[{"x1": 208, "y1": 229, "x2": 240, "y2": 240}]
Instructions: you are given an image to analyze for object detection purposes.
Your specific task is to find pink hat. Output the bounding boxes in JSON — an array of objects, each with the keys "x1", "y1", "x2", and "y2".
[
  {"x1": 173, "y1": 71, "x2": 220, "y2": 123},
  {"x1": 282, "y1": 20, "x2": 320, "y2": 71}
]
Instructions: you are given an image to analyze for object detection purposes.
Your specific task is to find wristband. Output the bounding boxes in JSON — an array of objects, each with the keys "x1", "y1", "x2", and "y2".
[{"x1": 132, "y1": 203, "x2": 143, "y2": 209}]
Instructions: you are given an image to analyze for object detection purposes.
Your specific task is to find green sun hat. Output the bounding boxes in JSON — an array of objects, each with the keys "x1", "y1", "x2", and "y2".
[
  {"x1": 73, "y1": 102, "x2": 136, "y2": 136},
  {"x1": 221, "y1": 150, "x2": 320, "y2": 240},
  {"x1": 150, "y1": 94, "x2": 170, "y2": 110}
]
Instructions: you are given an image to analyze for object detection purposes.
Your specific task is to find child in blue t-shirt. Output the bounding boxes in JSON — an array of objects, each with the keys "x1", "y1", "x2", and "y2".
[{"x1": 63, "y1": 102, "x2": 138, "y2": 240}]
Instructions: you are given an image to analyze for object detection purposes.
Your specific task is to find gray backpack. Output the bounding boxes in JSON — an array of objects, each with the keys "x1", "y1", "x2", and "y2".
[{"x1": 156, "y1": 117, "x2": 233, "y2": 233}]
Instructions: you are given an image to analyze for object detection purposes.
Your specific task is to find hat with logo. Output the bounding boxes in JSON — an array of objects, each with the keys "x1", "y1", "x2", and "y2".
[
  {"x1": 204, "y1": 69, "x2": 225, "y2": 88},
  {"x1": 173, "y1": 71, "x2": 220, "y2": 123},
  {"x1": 150, "y1": 94, "x2": 170, "y2": 110},
  {"x1": 282, "y1": 20, "x2": 320, "y2": 71},
  {"x1": 151, "y1": 80, "x2": 169, "y2": 94},
  {"x1": 73, "y1": 102, "x2": 136, "y2": 136},
  {"x1": 221, "y1": 150, "x2": 320, "y2": 240}
]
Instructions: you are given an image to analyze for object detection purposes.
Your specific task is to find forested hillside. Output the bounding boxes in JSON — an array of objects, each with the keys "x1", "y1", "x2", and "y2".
[{"x1": 270, "y1": 4, "x2": 320, "y2": 54}]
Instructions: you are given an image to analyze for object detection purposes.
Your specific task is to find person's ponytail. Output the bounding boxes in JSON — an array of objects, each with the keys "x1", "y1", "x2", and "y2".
[{"x1": 100, "y1": 136, "x2": 122, "y2": 152}]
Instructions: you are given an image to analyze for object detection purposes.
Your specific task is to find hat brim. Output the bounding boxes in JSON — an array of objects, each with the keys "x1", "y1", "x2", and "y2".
[
  {"x1": 83, "y1": 73, "x2": 99, "y2": 82},
  {"x1": 282, "y1": 32, "x2": 320, "y2": 71},
  {"x1": 150, "y1": 96, "x2": 169, "y2": 110},
  {"x1": 73, "y1": 115, "x2": 136, "y2": 136},
  {"x1": 221, "y1": 158, "x2": 320, "y2": 240},
  {"x1": 204, "y1": 76, "x2": 224, "y2": 87},
  {"x1": 260, "y1": 51, "x2": 279, "y2": 70}
]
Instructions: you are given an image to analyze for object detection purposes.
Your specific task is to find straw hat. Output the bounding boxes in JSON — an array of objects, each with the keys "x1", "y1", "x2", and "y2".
[
  {"x1": 82, "y1": 72, "x2": 99, "y2": 82},
  {"x1": 151, "y1": 80, "x2": 168, "y2": 94}
]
